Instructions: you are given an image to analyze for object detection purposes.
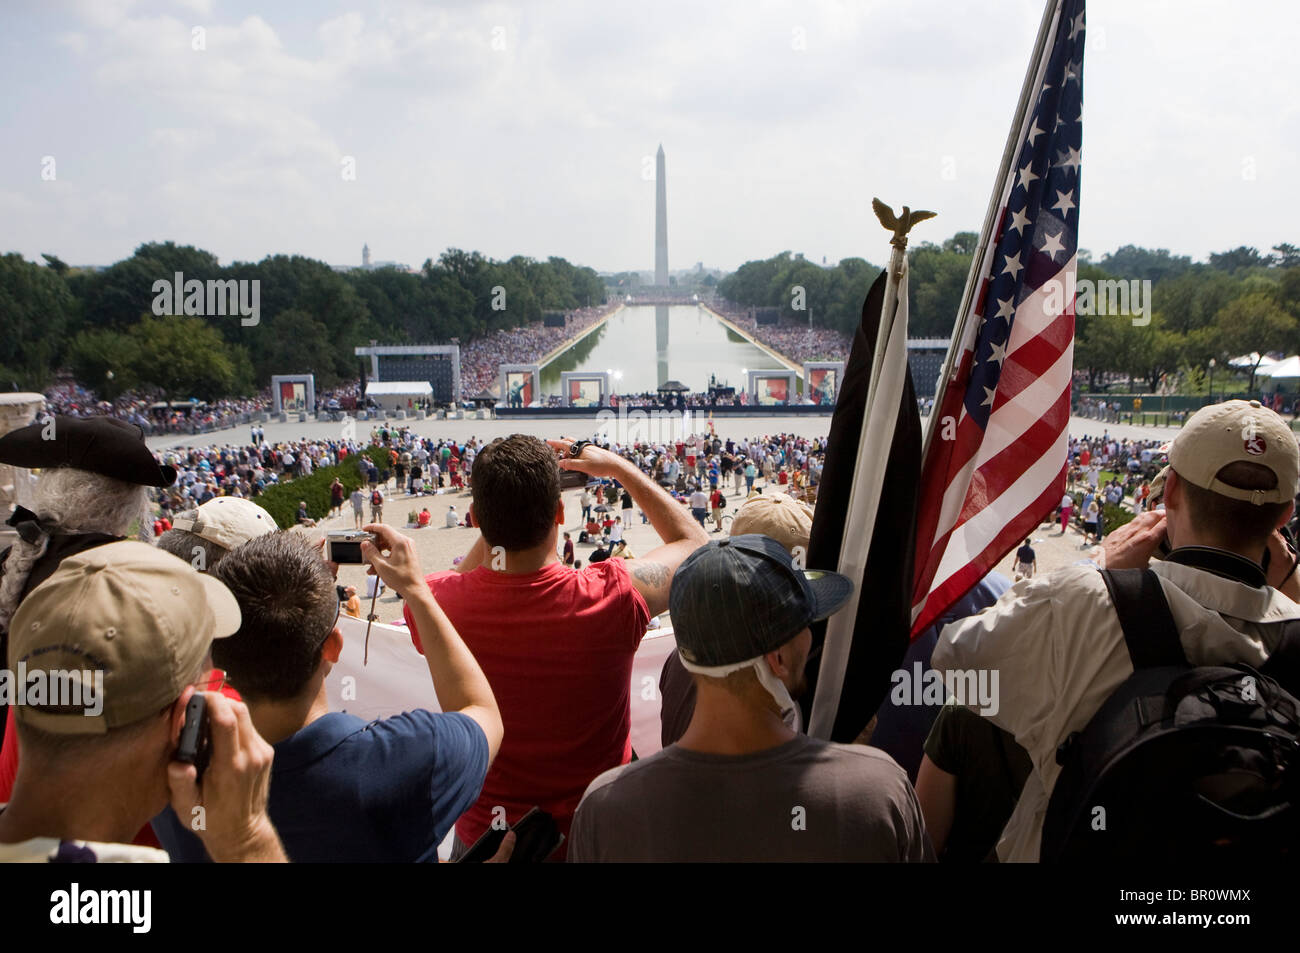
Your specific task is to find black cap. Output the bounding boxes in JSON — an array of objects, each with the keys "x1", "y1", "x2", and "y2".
[
  {"x1": 0, "y1": 415, "x2": 176, "y2": 487},
  {"x1": 669, "y1": 534, "x2": 854, "y2": 667}
]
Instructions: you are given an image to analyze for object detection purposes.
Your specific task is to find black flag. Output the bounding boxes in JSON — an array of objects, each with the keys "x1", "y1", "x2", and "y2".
[{"x1": 800, "y1": 270, "x2": 922, "y2": 742}]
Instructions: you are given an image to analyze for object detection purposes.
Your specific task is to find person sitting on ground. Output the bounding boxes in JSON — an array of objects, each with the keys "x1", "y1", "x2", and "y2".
[
  {"x1": 152, "y1": 529, "x2": 502, "y2": 862},
  {"x1": 296, "y1": 501, "x2": 316, "y2": 528},
  {"x1": 342, "y1": 585, "x2": 361, "y2": 619},
  {"x1": 569, "y1": 535, "x2": 933, "y2": 862},
  {"x1": 404, "y1": 435, "x2": 708, "y2": 859},
  {"x1": 445, "y1": 505, "x2": 460, "y2": 528},
  {"x1": 417, "y1": 507, "x2": 432, "y2": 528},
  {"x1": 0, "y1": 542, "x2": 286, "y2": 862}
]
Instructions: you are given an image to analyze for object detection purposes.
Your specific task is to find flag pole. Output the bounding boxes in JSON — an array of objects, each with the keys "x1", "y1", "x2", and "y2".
[
  {"x1": 808, "y1": 200, "x2": 931, "y2": 740},
  {"x1": 918, "y1": 0, "x2": 1064, "y2": 466}
]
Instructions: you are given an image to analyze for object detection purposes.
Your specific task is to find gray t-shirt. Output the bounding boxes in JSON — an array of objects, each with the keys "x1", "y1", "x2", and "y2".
[{"x1": 569, "y1": 735, "x2": 934, "y2": 862}]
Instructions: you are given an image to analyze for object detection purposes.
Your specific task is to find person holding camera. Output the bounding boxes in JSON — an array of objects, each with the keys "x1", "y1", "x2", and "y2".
[
  {"x1": 152, "y1": 528, "x2": 502, "y2": 862},
  {"x1": 402, "y1": 435, "x2": 708, "y2": 860}
]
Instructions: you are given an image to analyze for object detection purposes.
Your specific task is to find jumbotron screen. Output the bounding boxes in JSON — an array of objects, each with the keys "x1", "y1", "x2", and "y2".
[{"x1": 377, "y1": 355, "x2": 455, "y2": 402}]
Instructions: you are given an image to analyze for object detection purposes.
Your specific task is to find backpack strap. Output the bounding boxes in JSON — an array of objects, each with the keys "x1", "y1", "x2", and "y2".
[{"x1": 1099, "y1": 568, "x2": 1187, "y2": 669}]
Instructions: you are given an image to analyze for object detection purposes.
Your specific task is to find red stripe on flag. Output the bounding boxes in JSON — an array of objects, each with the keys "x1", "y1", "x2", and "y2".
[
  {"x1": 911, "y1": 462, "x2": 1066, "y2": 636},
  {"x1": 957, "y1": 387, "x2": 1071, "y2": 523}
]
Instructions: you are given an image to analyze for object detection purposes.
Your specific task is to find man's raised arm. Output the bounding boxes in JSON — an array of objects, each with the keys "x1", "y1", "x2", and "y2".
[{"x1": 548, "y1": 439, "x2": 707, "y2": 617}]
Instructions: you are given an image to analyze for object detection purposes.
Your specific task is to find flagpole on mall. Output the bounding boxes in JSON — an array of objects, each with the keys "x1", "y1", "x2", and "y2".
[{"x1": 918, "y1": 0, "x2": 1065, "y2": 466}]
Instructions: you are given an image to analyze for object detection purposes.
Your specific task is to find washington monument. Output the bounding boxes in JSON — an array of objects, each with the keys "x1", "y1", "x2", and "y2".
[{"x1": 655, "y1": 143, "x2": 668, "y2": 286}]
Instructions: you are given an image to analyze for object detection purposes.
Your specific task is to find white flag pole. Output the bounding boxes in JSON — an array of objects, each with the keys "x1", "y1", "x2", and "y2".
[{"x1": 809, "y1": 204, "x2": 928, "y2": 740}]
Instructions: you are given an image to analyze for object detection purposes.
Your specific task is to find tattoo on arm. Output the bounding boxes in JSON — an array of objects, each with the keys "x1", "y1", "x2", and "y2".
[{"x1": 631, "y1": 561, "x2": 669, "y2": 590}]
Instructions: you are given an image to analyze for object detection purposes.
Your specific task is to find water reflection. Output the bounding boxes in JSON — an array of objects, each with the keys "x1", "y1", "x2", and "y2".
[{"x1": 538, "y1": 304, "x2": 780, "y2": 395}]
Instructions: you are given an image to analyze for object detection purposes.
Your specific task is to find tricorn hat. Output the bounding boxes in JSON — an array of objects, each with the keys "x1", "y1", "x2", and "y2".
[{"x1": 0, "y1": 415, "x2": 177, "y2": 487}]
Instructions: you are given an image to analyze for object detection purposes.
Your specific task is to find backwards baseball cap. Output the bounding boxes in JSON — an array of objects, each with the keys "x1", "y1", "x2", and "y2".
[
  {"x1": 8, "y1": 541, "x2": 241, "y2": 735},
  {"x1": 0, "y1": 415, "x2": 176, "y2": 487},
  {"x1": 671, "y1": 534, "x2": 853, "y2": 668},
  {"x1": 729, "y1": 493, "x2": 813, "y2": 554},
  {"x1": 1169, "y1": 399, "x2": 1299, "y2": 504},
  {"x1": 172, "y1": 497, "x2": 277, "y2": 551}
]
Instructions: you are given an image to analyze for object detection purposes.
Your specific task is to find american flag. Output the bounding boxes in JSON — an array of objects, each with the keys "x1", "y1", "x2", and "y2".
[{"x1": 910, "y1": 0, "x2": 1086, "y2": 636}]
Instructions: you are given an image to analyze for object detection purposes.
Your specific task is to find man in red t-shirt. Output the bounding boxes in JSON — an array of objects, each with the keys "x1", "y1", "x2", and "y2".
[
  {"x1": 404, "y1": 435, "x2": 708, "y2": 859},
  {"x1": 708, "y1": 486, "x2": 725, "y2": 533}
]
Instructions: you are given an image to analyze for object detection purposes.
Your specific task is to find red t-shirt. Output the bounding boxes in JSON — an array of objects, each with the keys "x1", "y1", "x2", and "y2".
[
  {"x1": 417, "y1": 510, "x2": 431, "y2": 527},
  {"x1": 403, "y1": 559, "x2": 649, "y2": 857}
]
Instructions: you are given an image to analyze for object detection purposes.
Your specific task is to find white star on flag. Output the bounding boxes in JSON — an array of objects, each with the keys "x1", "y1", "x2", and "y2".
[
  {"x1": 1016, "y1": 162, "x2": 1039, "y2": 191},
  {"x1": 1056, "y1": 146, "x2": 1082, "y2": 172},
  {"x1": 1052, "y1": 189, "x2": 1076, "y2": 213},
  {"x1": 995, "y1": 297, "x2": 1015, "y2": 320},
  {"x1": 1002, "y1": 251, "x2": 1024, "y2": 279},
  {"x1": 1008, "y1": 208, "x2": 1031, "y2": 234},
  {"x1": 1069, "y1": 10, "x2": 1086, "y2": 40},
  {"x1": 987, "y1": 339, "x2": 1008, "y2": 365},
  {"x1": 1040, "y1": 231, "x2": 1066, "y2": 260},
  {"x1": 1026, "y1": 121, "x2": 1045, "y2": 146},
  {"x1": 980, "y1": 386, "x2": 996, "y2": 408}
]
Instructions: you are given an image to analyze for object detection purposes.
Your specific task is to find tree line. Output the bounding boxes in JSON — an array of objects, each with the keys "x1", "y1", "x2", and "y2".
[
  {"x1": 717, "y1": 237, "x2": 1300, "y2": 393},
  {"x1": 0, "y1": 243, "x2": 607, "y2": 400}
]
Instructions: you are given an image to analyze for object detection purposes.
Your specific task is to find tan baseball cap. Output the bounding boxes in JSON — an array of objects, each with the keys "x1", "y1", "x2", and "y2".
[
  {"x1": 1169, "y1": 399, "x2": 1299, "y2": 504},
  {"x1": 8, "y1": 541, "x2": 241, "y2": 735},
  {"x1": 172, "y1": 496, "x2": 278, "y2": 551},
  {"x1": 730, "y1": 493, "x2": 814, "y2": 554}
]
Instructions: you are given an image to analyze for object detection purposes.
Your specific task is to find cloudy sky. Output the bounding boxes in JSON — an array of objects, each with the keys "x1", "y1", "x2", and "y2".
[{"x1": 2, "y1": 0, "x2": 1296, "y2": 273}]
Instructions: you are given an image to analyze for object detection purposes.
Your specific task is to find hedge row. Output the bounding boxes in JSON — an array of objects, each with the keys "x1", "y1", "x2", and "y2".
[
  {"x1": 1068, "y1": 491, "x2": 1136, "y2": 536},
  {"x1": 256, "y1": 456, "x2": 369, "y2": 529}
]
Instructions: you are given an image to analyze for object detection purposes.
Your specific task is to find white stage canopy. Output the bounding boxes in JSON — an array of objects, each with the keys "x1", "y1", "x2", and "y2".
[
  {"x1": 1257, "y1": 356, "x2": 1300, "y2": 379},
  {"x1": 365, "y1": 381, "x2": 433, "y2": 410}
]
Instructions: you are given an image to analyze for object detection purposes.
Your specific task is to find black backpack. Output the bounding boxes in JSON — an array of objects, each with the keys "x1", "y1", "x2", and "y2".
[{"x1": 1040, "y1": 568, "x2": 1300, "y2": 862}]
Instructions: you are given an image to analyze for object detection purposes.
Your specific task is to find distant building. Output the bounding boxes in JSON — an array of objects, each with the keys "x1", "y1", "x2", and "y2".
[{"x1": 363, "y1": 243, "x2": 371, "y2": 267}]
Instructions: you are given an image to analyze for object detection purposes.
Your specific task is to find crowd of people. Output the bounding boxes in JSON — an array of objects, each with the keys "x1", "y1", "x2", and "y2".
[
  {"x1": 1, "y1": 396, "x2": 1297, "y2": 864},
  {"x1": 458, "y1": 304, "x2": 619, "y2": 397},
  {"x1": 709, "y1": 300, "x2": 851, "y2": 363}
]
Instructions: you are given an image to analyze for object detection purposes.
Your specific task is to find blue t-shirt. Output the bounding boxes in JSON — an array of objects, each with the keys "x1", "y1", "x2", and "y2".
[{"x1": 152, "y1": 710, "x2": 488, "y2": 863}]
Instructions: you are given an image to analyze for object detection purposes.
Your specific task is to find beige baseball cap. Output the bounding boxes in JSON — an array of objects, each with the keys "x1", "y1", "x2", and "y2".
[
  {"x1": 730, "y1": 493, "x2": 814, "y2": 554},
  {"x1": 8, "y1": 541, "x2": 241, "y2": 735},
  {"x1": 1169, "y1": 399, "x2": 1299, "y2": 504},
  {"x1": 172, "y1": 497, "x2": 277, "y2": 551}
]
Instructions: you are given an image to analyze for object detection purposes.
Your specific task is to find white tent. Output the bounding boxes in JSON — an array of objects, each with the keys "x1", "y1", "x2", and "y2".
[
  {"x1": 1257, "y1": 356, "x2": 1300, "y2": 379},
  {"x1": 1229, "y1": 352, "x2": 1280, "y2": 370},
  {"x1": 365, "y1": 380, "x2": 433, "y2": 411}
]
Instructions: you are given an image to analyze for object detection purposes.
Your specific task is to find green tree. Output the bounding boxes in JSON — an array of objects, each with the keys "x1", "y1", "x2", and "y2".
[
  {"x1": 128, "y1": 314, "x2": 238, "y2": 401},
  {"x1": 1210, "y1": 292, "x2": 1297, "y2": 390},
  {"x1": 64, "y1": 329, "x2": 141, "y2": 400},
  {"x1": 0, "y1": 253, "x2": 76, "y2": 389}
]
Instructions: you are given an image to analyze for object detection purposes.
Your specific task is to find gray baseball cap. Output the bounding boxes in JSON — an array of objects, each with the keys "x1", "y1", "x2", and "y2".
[{"x1": 670, "y1": 534, "x2": 854, "y2": 668}]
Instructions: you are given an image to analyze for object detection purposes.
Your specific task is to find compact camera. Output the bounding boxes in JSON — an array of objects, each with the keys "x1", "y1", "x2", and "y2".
[{"x1": 325, "y1": 530, "x2": 374, "y2": 564}]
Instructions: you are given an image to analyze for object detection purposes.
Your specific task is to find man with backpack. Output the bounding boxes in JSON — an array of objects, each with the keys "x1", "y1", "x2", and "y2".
[
  {"x1": 370, "y1": 486, "x2": 384, "y2": 524},
  {"x1": 934, "y1": 400, "x2": 1300, "y2": 862}
]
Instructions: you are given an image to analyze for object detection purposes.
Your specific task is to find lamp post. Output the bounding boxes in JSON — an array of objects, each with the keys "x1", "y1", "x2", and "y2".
[{"x1": 1208, "y1": 358, "x2": 1216, "y2": 406}]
